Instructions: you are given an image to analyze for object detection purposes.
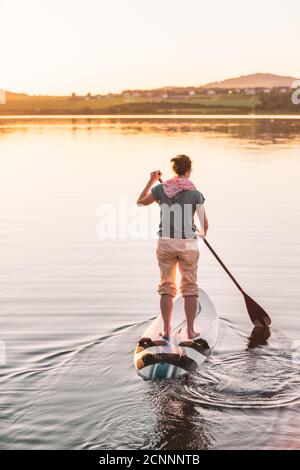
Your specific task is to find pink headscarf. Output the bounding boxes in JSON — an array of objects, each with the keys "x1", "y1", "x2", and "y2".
[{"x1": 163, "y1": 176, "x2": 196, "y2": 198}]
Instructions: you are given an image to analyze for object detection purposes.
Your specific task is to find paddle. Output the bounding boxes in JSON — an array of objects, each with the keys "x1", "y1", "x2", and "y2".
[{"x1": 203, "y1": 238, "x2": 271, "y2": 327}]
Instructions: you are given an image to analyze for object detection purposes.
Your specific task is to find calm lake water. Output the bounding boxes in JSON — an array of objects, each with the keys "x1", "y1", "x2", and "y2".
[{"x1": 0, "y1": 116, "x2": 300, "y2": 450}]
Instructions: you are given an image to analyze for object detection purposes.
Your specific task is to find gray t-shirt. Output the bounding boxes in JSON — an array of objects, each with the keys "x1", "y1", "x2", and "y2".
[{"x1": 151, "y1": 183, "x2": 205, "y2": 239}]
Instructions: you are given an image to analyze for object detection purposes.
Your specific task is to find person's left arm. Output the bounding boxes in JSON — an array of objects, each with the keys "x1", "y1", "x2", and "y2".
[
  {"x1": 136, "y1": 171, "x2": 161, "y2": 206},
  {"x1": 195, "y1": 191, "x2": 208, "y2": 237}
]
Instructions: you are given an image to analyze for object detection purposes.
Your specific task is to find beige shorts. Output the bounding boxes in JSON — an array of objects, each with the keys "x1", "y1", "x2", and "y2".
[{"x1": 156, "y1": 237, "x2": 199, "y2": 297}]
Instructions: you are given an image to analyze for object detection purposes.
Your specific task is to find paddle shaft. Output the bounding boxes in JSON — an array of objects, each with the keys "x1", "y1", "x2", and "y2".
[{"x1": 204, "y1": 238, "x2": 244, "y2": 294}]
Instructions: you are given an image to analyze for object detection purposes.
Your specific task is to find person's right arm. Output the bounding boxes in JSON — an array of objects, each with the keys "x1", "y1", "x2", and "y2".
[
  {"x1": 203, "y1": 209, "x2": 209, "y2": 236},
  {"x1": 136, "y1": 170, "x2": 161, "y2": 206}
]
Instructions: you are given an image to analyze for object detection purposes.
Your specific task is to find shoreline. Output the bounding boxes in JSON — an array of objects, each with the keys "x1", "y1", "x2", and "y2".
[{"x1": 1, "y1": 114, "x2": 300, "y2": 120}]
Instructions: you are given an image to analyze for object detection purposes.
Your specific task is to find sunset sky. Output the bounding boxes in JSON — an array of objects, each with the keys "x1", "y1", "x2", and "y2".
[{"x1": 1, "y1": 0, "x2": 299, "y2": 95}]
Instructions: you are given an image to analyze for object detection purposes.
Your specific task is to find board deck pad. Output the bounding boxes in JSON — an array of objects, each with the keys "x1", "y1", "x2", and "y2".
[{"x1": 134, "y1": 288, "x2": 219, "y2": 379}]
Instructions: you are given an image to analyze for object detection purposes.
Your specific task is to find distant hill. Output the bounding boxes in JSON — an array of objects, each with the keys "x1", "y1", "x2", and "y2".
[
  {"x1": 5, "y1": 91, "x2": 28, "y2": 97},
  {"x1": 4, "y1": 91, "x2": 30, "y2": 100},
  {"x1": 203, "y1": 73, "x2": 299, "y2": 89}
]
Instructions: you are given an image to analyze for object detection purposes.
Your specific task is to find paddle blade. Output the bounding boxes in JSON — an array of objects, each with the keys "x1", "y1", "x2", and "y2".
[{"x1": 243, "y1": 293, "x2": 271, "y2": 327}]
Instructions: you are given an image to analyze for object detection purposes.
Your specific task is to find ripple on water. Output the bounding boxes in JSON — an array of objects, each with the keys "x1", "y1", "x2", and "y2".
[{"x1": 179, "y1": 326, "x2": 300, "y2": 411}]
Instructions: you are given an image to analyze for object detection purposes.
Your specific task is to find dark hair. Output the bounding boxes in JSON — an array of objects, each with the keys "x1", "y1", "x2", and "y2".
[{"x1": 171, "y1": 154, "x2": 192, "y2": 176}]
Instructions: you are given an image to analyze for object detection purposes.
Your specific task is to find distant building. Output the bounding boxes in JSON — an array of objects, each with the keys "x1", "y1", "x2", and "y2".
[
  {"x1": 122, "y1": 90, "x2": 141, "y2": 98},
  {"x1": 245, "y1": 88, "x2": 256, "y2": 95},
  {"x1": 254, "y1": 87, "x2": 271, "y2": 94},
  {"x1": 166, "y1": 94, "x2": 190, "y2": 100},
  {"x1": 189, "y1": 90, "x2": 196, "y2": 96},
  {"x1": 206, "y1": 89, "x2": 216, "y2": 96}
]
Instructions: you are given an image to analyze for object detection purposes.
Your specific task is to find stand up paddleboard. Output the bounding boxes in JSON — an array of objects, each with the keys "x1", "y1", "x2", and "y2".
[{"x1": 134, "y1": 288, "x2": 219, "y2": 379}]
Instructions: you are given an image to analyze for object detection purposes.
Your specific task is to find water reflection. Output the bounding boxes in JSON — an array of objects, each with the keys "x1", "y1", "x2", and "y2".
[
  {"x1": 1, "y1": 117, "x2": 300, "y2": 146},
  {"x1": 143, "y1": 382, "x2": 210, "y2": 450},
  {"x1": 247, "y1": 326, "x2": 271, "y2": 349}
]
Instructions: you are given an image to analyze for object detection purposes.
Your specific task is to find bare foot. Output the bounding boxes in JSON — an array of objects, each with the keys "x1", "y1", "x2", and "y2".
[
  {"x1": 187, "y1": 329, "x2": 200, "y2": 340},
  {"x1": 159, "y1": 331, "x2": 170, "y2": 340}
]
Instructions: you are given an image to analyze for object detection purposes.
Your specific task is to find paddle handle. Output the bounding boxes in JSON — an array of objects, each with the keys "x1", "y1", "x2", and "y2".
[{"x1": 203, "y1": 238, "x2": 244, "y2": 294}]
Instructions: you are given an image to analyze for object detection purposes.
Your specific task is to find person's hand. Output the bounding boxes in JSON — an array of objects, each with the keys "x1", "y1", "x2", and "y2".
[
  {"x1": 196, "y1": 227, "x2": 208, "y2": 239},
  {"x1": 196, "y1": 229, "x2": 205, "y2": 239},
  {"x1": 149, "y1": 170, "x2": 162, "y2": 184}
]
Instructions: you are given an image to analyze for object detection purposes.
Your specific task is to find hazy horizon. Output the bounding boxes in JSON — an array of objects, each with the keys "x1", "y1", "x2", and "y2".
[
  {"x1": 4, "y1": 71, "x2": 300, "y2": 97},
  {"x1": 1, "y1": 0, "x2": 300, "y2": 95}
]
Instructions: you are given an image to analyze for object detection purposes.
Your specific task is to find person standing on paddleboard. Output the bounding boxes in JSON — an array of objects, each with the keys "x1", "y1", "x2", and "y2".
[{"x1": 137, "y1": 154, "x2": 208, "y2": 340}]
